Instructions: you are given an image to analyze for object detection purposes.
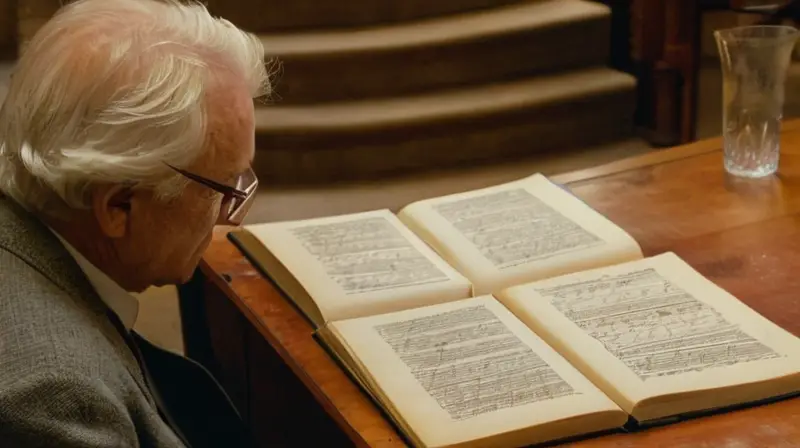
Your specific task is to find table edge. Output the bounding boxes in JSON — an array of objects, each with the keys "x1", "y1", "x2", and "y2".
[{"x1": 198, "y1": 118, "x2": 800, "y2": 446}]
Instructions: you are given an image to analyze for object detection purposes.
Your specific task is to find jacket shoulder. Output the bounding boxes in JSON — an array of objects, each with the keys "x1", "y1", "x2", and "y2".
[{"x1": 0, "y1": 247, "x2": 135, "y2": 388}]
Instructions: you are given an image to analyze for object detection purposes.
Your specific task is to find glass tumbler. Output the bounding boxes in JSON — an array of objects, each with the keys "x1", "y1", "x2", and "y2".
[{"x1": 715, "y1": 25, "x2": 798, "y2": 177}]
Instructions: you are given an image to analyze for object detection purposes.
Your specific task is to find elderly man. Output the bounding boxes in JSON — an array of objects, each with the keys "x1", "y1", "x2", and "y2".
[{"x1": 0, "y1": 0, "x2": 267, "y2": 446}]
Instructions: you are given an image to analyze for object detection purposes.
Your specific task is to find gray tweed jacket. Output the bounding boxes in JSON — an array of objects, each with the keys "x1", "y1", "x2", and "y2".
[{"x1": 0, "y1": 197, "x2": 186, "y2": 447}]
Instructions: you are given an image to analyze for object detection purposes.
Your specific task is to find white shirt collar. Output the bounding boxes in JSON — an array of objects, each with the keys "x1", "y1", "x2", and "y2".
[{"x1": 50, "y1": 230, "x2": 139, "y2": 330}]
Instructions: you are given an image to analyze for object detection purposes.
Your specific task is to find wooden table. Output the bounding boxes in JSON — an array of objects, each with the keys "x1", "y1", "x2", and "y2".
[{"x1": 180, "y1": 120, "x2": 800, "y2": 447}]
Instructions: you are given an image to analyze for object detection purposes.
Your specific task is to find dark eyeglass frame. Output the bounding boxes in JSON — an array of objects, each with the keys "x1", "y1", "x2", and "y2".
[{"x1": 166, "y1": 163, "x2": 258, "y2": 225}]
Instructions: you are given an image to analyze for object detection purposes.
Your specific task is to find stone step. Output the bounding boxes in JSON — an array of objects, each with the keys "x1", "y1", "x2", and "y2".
[
  {"x1": 264, "y1": 0, "x2": 611, "y2": 103},
  {"x1": 246, "y1": 137, "x2": 653, "y2": 223},
  {"x1": 253, "y1": 67, "x2": 637, "y2": 184},
  {"x1": 205, "y1": 0, "x2": 525, "y2": 32}
]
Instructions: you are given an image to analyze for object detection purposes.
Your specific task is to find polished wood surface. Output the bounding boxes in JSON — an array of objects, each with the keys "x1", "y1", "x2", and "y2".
[{"x1": 195, "y1": 119, "x2": 800, "y2": 447}]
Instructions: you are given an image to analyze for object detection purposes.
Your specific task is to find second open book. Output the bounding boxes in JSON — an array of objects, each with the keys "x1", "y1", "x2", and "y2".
[{"x1": 230, "y1": 174, "x2": 800, "y2": 448}]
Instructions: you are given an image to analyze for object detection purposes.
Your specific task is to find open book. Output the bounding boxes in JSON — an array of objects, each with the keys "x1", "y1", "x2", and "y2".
[
  {"x1": 230, "y1": 174, "x2": 643, "y2": 327},
  {"x1": 229, "y1": 174, "x2": 800, "y2": 447}
]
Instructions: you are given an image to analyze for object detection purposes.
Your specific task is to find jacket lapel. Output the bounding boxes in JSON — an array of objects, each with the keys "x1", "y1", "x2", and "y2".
[{"x1": 0, "y1": 197, "x2": 154, "y2": 400}]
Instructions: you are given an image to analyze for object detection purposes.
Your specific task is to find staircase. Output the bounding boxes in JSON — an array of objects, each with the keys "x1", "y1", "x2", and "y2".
[
  {"x1": 210, "y1": 0, "x2": 641, "y2": 185},
  {"x1": 10, "y1": 0, "x2": 642, "y2": 186}
]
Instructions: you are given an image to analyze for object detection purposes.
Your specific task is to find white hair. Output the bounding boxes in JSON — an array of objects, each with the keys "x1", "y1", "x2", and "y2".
[{"x1": 0, "y1": 0, "x2": 270, "y2": 218}]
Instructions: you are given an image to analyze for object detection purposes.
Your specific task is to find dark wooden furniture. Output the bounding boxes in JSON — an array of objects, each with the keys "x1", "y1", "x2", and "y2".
[
  {"x1": 0, "y1": 0, "x2": 17, "y2": 61},
  {"x1": 181, "y1": 118, "x2": 800, "y2": 447},
  {"x1": 624, "y1": 0, "x2": 700, "y2": 146},
  {"x1": 623, "y1": 0, "x2": 792, "y2": 147}
]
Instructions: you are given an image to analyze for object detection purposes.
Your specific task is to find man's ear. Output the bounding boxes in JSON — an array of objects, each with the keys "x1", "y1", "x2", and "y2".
[{"x1": 91, "y1": 184, "x2": 134, "y2": 238}]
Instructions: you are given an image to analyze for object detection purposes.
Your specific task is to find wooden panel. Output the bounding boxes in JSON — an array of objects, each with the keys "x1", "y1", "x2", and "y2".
[
  {"x1": 630, "y1": 0, "x2": 666, "y2": 62},
  {"x1": 195, "y1": 118, "x2": 800, "y2": 447},
  {"x1": 629, "y1": 0, "x2": 700, "y2": 145},
  {"x1": 198, "y1": 240, "x2": 405, "y2": 447},
  {"x1": 0, "y1": 0, "x2": 17, "y2": 60},
  {"x1": 247, "y1": 327, "x2": 353, "y2": 447},
  {"x1": 663, "y1": 0, "x2": 700, "y2": 142}
]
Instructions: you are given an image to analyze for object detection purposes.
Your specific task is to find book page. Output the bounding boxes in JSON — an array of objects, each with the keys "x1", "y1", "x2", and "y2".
[
  {"x1": 330, "y1": 296, "x2": 626, "y2": 448},
  {"x1": 375, "y1": 305, "x2": 575, "y2": 421},
  {"x1": 290, "y1": 215, "x2": 449, "y2": 294},
  {"x1": 497, "y1": 253, "x2": 800, "y2": 421},
  {"x1": 398, "y1": 174, "x2": 642, "y2": 295},
  {"x1": 245, "y1": 210, "x2": 472, "y2": 323}
]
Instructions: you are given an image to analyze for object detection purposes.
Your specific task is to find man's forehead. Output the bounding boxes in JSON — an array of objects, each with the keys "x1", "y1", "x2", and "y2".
[
  {"x1": 204, "y1": 129, "x2": 254, "y2": 179},
  {"x1": 204, "y1": 82, "x2": 255, "y2": 175}
]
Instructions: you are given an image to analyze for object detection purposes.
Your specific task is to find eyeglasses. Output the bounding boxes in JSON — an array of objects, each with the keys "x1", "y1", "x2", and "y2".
[{"x1": 166, "y1": 163, "x2": 258, "y2": 225}]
